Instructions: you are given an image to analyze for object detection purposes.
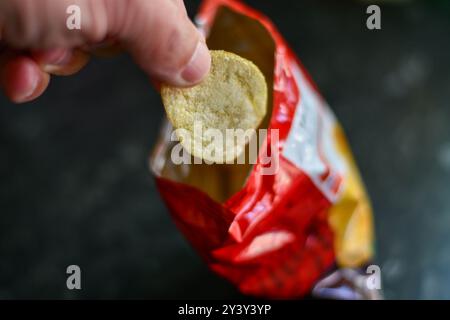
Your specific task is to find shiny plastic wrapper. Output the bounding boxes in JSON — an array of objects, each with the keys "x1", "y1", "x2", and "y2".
[{"x1": 150, "y1": 0, "x2": 377, "y2": 299}]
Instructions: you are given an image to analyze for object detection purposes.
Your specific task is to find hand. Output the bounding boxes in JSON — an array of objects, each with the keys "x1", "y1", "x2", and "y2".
[{"x1": 0, "y1": 0, "x2": 211, "y2": 103}]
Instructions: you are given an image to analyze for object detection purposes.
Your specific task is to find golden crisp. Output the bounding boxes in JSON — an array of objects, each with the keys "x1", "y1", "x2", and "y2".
[{"x1": 161, "y1": 50, "x2": 268, "y2": 163}]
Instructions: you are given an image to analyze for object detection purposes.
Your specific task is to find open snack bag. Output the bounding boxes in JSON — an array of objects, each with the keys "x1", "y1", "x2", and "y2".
[{"x1": 151, "y1": 0, "x2": 378, "y2": 299}]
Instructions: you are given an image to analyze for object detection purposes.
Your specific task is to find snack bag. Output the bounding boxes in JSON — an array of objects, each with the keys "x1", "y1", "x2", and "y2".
[{"x1": 151, "y1": 0, "x2": 376, "y2": 299}]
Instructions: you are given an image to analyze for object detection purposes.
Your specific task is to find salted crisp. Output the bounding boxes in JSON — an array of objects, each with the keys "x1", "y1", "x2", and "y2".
[{"x1": 161, "y1": 50, "x2": 267, "y2": 163}]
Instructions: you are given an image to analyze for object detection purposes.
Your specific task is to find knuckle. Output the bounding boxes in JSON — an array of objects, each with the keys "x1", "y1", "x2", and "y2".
[
  {"x1": 4, "y1": 0, "x2": 36, "y2": 47},
  {"x1": 80, "y1": 0, "x2": 108, "y2": 43}
]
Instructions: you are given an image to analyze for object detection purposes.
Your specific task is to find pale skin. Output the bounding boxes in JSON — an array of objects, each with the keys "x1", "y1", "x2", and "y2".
[{"x1": 0, "y1": 0, "x2": 211, "y2": 103}]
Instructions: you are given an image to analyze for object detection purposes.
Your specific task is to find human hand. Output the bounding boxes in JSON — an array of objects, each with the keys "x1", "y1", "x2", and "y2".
[{"x1": 0, "y1": 0, "x2": 211, "y2": 103}]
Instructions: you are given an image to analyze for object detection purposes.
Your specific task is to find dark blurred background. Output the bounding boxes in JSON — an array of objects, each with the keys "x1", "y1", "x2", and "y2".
[{"x1": 0, "y1": 0, "x2": 449, "y2": 299}]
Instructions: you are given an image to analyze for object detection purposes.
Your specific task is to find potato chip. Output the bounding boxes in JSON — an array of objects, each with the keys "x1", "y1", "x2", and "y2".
[{"x1": 161, "y1": 50, "x2": 268, "y2": 163}]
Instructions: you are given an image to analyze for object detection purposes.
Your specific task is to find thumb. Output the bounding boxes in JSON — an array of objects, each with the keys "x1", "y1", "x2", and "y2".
[
  {"x1": 0, "y1": 0, "x2": 211, "y2": 87},
  {"x1": 116, "y1": 0, "x2": 211, "y2": 86}
]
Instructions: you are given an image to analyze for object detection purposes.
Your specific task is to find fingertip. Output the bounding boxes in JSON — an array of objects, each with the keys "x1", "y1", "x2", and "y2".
[
  {"x1": 1, "y1": 56, "x2": 50, "y2": 104},
  {"x1": 31, "y1": 48, "x2": 72, "y2": 66},
  {"x1": 32, "y1": 49, "x2": 90, "y2": 76},
  {"x1": 160, "y1": 40, "x2": 211, "y2": 88},
  {"x1": 179, "y1": 40, "x2": 211, "y2": 86},
  {"x1": 26, "y1": 71, "x2": 50, "y2": 103}
]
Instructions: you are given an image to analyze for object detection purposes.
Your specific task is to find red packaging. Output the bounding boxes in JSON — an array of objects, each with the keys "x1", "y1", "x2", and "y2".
[{"x1": 151, "y1": 0, "x2": 376, "y2": 299}]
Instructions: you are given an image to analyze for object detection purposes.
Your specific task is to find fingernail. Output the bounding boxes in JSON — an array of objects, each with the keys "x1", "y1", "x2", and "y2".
[
  {"x1": 17, "y1": 68, "x2": 39, "y2": 102},
  {"x1": 181, "y1": 41, "x2": 210, "y2": 84},
  {"x1": 41, "y1": 50, "x2": 71, "y2": 73}
]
